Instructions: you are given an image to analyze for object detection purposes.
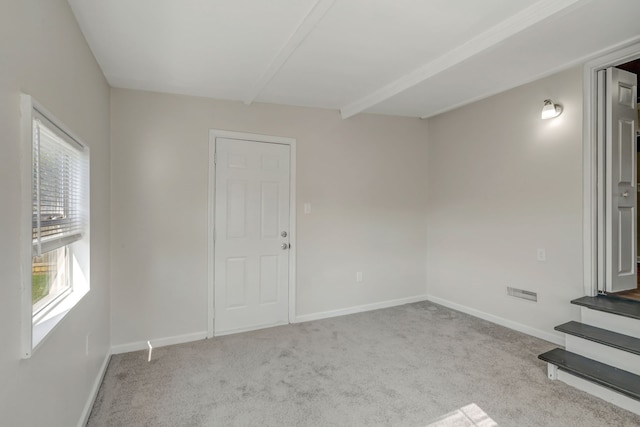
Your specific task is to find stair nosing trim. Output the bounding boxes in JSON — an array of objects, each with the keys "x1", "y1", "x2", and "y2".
[
  {"x1": 571, "y1": 296, "x2": 640, "y2": 321},
  {"x1": 557, "y1": 365, "x2": 640, "y2": 400}
]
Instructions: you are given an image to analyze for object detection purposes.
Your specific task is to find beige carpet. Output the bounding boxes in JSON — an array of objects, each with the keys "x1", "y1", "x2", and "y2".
[{"x1": 87, "y1": 301, "x2": 640, "y2": 426}]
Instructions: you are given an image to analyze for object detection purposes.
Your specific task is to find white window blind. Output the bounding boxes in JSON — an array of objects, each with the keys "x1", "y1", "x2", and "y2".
[{"x1": 32, "y1": 114, "x2": 87, "y2": 256}]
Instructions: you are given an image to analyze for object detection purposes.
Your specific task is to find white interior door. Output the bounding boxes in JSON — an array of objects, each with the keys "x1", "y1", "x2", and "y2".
[
  {"x1": 214, "y1": 137, "x2": 290, "y2": 334},
  {"x1": 605, "y1": 67, "x2": 638, "y2": 293}
]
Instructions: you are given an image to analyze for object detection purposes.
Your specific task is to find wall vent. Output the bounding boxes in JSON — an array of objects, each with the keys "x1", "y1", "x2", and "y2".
[{"x1": 507, "y1": 286, "x2": 538, "y2": 302}]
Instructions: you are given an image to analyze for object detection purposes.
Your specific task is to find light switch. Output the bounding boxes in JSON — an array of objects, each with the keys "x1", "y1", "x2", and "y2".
[{"x1": 304, "y1": 203, "x2": 311, "y2": 214}]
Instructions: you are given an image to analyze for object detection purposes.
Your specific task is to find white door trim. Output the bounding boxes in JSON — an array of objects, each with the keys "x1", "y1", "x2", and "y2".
[
  {"x1": 583, "y1": 39, "x2": 640, "y2": 297},
  {"x1": 207, "y1": 129, "x2": 297, "y2": 338}
]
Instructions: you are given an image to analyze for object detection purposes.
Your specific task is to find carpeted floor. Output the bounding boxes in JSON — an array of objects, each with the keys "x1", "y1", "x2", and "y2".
[{"x1": 87, "y1": 301, "x2": 640, "y2": 426}]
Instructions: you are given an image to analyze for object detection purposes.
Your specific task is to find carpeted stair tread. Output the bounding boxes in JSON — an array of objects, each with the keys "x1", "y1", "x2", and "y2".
[
  {"x1": 538, "y1": 348, "x2": 640, "y2": 401},
  {"x1": 555, "y1": 321, "x2": 640, "y2": 356},
  {"x1": 571, "y1": 296, "x2": 640, "y2": 320}
]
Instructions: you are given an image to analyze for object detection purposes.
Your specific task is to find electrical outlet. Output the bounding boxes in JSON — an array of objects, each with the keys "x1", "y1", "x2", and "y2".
[
  {"x1": 356, "y1": 272, "x2": 363, "y2": 282},
  {"x1": 537, "y1": 248, "x2": 546, "y2": 261}
]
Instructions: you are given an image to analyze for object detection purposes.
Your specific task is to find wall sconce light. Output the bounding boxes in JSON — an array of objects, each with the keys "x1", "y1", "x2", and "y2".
[{"x1": 541, "y1": 99, "x2": 562, "y2": 119}]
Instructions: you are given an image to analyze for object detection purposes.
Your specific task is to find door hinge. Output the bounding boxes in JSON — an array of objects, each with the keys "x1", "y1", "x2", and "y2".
[{"x1": 213, "y1": 153, "x2": 217, "y2": 164}]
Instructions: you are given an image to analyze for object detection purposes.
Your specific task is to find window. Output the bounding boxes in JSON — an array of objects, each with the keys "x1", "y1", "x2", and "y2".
[
  {"x1": 21, "y1": 95, "x2": 90, "y2": 358},
  {"x1": 32, "y1": 246, "x2": 70, "y2": 315}
]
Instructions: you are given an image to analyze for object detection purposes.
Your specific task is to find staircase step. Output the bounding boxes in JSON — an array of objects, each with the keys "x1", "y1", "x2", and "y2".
[
  {"x1": 571, "y1": 296, "x2": 640, "y2": 320},
  {"x1": 555, "y1": 321, "x2": 640, "y2": 356},
  {"x1": 538, "y1": 348, "x2": 640, "y2": 401}
]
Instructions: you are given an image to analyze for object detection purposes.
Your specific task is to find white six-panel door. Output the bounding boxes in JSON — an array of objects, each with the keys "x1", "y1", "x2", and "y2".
[
  {"x1": 605, "y1": 67, "x2": 638, "y2": 293},
  {"x1": 214, "y1": 137, "x2": 291, "y2": 334}
]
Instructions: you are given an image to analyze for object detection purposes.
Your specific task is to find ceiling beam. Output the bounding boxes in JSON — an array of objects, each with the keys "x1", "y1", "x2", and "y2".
[
  {"x1": 339, "y1": 0, "x2": 587, "y2": 119},
  {"x1": 243, "y1": 0, "x2": 335, "y2": 105}
]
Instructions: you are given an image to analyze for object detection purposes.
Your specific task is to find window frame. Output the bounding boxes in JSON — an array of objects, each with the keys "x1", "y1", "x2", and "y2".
[{"x1": 20, "y1": 94, "x2": 90, "y2": 358}]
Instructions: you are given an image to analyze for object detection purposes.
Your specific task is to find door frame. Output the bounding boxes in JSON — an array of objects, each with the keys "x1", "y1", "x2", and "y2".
[
  {"x1": 583, "y1": 39, "x2": 640, "y2": 296},
  {"x1": 207, "y1": 129, "x2": 297, "y2": 338}
]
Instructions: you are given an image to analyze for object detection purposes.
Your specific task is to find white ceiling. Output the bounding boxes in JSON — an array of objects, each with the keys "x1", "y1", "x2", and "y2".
[{"x1": 68, "y1": 0, "x2": 640, "y2": 119}]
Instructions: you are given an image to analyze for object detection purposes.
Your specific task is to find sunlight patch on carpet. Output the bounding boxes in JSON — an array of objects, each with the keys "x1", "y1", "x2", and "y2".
[{"x1": 426, "y1": 403, "x2": 498, "y2": 427}]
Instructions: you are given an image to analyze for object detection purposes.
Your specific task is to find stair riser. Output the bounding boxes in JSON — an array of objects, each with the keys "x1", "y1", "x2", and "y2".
[
  {"x1": 564, "y1": 335, "x2": 640, "y2": 376},
  {"x1": 553, "y1": 367, "x2": 640, "y2": 416},
  {"x1": 581, "y1": 307, "x2": 640, "y2": 339}
]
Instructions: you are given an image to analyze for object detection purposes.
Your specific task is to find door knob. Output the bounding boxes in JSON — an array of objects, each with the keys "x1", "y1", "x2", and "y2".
[
  {"x1": 281, "y1": 243, "x2": 290, "y2": 250},
  {"x1": 622, "y1": 191, "x2": 630, "y2": 198}
]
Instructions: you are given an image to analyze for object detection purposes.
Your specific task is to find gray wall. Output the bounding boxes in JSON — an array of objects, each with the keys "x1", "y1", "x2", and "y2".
[
  {"x1": 426, "y1": 66, "x2": 584, "y2": 342},
  {"x1": 110, "y1": 89, "x2": 430, "y2": 348},
  {"x1": 0, "y1": 1, "x2": 111, "y2": 425}
]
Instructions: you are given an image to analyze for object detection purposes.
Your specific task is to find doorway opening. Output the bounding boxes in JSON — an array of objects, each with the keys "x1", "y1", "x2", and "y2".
[
  {"x1": 614, "y1": 58, "x2": 640, "y2": 302},
  {"x1": 207, "y1": 130, "x2": 297, "y2": 337},
  {"x1": 583, "y1": 41, "x2": 640, "y2": 301}
]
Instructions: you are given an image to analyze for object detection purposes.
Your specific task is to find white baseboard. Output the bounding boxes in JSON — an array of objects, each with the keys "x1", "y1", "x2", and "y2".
[
  {"x1": 426, "y1": 295, "x2": 564, "y2": 346},
  {"x1": 111, "y1": 331, "x2": 208, "y2": 355},
  {"x1": 77, "y1": 351, "x2": 111, "y2": 427},
  {"x1": 294, "y1": 294, "x2": 429, "y2": 323},
  {"x1": 215, "y1": 321, "x2": 289, "y2": 337}
]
